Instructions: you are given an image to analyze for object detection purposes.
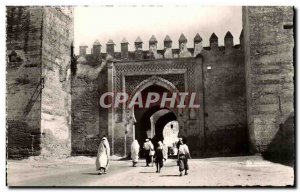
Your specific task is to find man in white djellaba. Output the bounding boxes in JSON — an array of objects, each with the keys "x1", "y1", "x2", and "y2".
[
  {"x1": 96, "y1": 136, "x2": 110, "y2": 175},
  {"x1": 131, "y1": 139, "x2": 140, "y2": 167}
]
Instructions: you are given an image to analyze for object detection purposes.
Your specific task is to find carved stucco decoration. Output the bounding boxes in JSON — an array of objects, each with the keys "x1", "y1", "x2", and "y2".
[{"x1": 113, "y1": 59, "x2": 196, "y2": 122}]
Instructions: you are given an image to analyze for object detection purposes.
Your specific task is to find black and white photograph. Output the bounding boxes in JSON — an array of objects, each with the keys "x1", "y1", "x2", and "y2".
[{"x1": 4, "y1": 3, "x2": 295, "y2": 187}]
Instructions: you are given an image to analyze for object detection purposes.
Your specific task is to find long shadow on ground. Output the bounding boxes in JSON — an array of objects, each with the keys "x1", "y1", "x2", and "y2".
[{"x1": 262, "y1": 112, "x2": 295, "y2": 167}]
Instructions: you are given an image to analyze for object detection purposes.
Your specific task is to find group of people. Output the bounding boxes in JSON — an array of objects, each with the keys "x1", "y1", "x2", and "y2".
[
  {"x1": 131, "y1": 137, "x2": 191, "y2": 176},
  {"x1": 132, "y1": 138, "x2": 168, "y2": 173},
  {"x1": 95, "y1": 136, "x2": 191, "y2": 176}
]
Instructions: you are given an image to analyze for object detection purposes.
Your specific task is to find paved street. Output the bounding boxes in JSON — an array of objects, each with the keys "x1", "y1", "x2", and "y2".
[{"x1": 7, "y1": 155, "x2": 294, "y2": 187}]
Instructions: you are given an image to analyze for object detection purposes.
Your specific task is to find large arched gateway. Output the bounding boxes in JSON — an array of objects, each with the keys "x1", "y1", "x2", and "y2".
[
  {"x1": 129, "y1": 79, "x2": 181, "y2": 150},
  {"x1": 68, "y1": 33, "x2": 250, "y2": 158},
  {"x1": 107, "y1": 58, "x2": 206, "y2": 156}
]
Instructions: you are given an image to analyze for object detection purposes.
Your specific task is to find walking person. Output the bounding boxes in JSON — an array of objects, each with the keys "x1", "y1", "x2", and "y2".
[
  {"x1": 177, "y1": 138, "x2": 191, "y2": 176},
  {"x1": 96, "y1": 136, "x2": 110, "y2": 175},
  {"x1": 131, "y1": 139, "x2": 140, "y2": 167},
  {"x1": 162, "y1": 141, "x2": 168, "y2": 161},
  {"x1": 176, "y1": 138, "x2": 182, "y2": 150},
  {"x1": 154, "y1": 141, "x2": 166, "y2": 173},
  {"x1": 143, "y1": 138, "x2": 154, "y2": 166},
  {"x1": 149, "y1": 139, "x2": 155, "y2": 166}
]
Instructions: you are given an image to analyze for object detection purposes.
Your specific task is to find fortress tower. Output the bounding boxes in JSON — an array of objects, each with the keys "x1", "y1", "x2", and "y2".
[{"x1": 6, "y1": 7, "x2": 74, "y2": 158}]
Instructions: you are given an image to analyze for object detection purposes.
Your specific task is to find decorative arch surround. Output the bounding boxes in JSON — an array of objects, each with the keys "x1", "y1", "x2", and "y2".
[
  {"x1": 113, "y1": 59, "x2": 199, "y2": 123},
  {"x1": 124, "y1": 76, "x2": 185, "y2": 141},
  {"x1": 108, "y1": 58, "x2": 204, "y2": 156},
  {"x1": 127, "y1": 75, "x2": 181, "y2": 108}
]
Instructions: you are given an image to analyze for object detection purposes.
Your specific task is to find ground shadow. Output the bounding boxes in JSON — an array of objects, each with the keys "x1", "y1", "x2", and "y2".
[
  {"x1": 139, "y1": 171, "x2": 156, "y2": 173},
  {"x1": 159, "y1": 174, "x2": 179, "y2": 177},
  {"x1": 82, "y1": 173, "x2": 99, "y2": 175},
  {"x1": 262, "y1": 112, "x2": 295, "y2": 167},
  {"x1": 119, "y1": 156, "x2": 131, "y2": 161}
]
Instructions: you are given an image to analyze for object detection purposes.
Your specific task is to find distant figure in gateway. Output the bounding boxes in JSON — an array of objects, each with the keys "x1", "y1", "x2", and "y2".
[
  {"x1": 96, "y1": 136, "x2": 110, "y2": 175},
  {"x1": 154, "y1": 141, "x2": 166, "y2": 173},
  {"x1": 131, "y1": 139, "x2": 140, "y2": 167},
  {"x1": 143, "y1": 138, "x2": 154, "y2": 167}
]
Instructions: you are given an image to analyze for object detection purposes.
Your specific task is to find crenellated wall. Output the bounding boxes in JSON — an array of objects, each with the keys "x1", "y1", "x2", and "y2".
[
  {"x1": 72, "y1": 31, "x2": 247, "y2": 157},
  {"x1": 201, "y1": 41, "x2": 247, "y2": 155},
  {"x1": 78, "y1": 32, "x2": 240, "y2": 62}
]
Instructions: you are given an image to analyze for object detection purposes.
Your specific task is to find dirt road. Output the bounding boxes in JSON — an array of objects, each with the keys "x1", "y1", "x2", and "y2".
[{"x1": 7, "y1": 155, "x2": 294, "y2": 187}]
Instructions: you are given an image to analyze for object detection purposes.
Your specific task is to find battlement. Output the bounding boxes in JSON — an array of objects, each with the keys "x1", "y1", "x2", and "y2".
[{"x1": 77, "y1": 31, "x2": 243, "y2": 64}]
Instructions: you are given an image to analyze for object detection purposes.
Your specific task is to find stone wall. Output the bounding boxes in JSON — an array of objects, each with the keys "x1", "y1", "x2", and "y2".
[
  {"x1": 40, "y1": 7, "x2": 74, "y2": 157},
  {"x1": 6, "y1": 7, "x2": 43, "y2": 158},
  {"x1": 6, "y1": 6, "x2": 74, "y2": 158},
  {"x1": 202, "y1": 46, "x2": 247, "y2": 155},
  {"x1": 71, "y1": 62, "x2": 108, "y2": 156},
  {"x1": 242, "y1": 7, "x2": 294, "y2": 155}
]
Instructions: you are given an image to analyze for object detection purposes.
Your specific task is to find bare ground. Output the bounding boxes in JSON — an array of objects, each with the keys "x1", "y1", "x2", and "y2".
[{"x1": 7, "y1": 155, "x2": 294, "y2": 187}]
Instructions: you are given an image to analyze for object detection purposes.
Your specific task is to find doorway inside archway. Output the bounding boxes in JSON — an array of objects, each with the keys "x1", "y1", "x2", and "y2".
[
  {"x1": 151, "y1": 110, "x2": 177, "y2": 148},
  {"x1": 132, "y1": 84, "x2": 179, "y2": 151},
  {"x1": 162, "y1": 121, "x2": 179, "y2": 148}
]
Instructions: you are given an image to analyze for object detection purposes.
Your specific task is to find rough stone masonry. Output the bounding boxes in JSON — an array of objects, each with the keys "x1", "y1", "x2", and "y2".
[
  {"x1": 6, "y1": 7, "x2": 73, "y2": 158},
  {"x1": 6, "y1": 6, "x2": 294, "y2": 162}
]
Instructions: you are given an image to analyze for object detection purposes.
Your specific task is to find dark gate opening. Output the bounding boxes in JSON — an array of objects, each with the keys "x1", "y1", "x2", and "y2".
[{"x1": 133, "y1": 84, "x2": 178, "y2": 151}]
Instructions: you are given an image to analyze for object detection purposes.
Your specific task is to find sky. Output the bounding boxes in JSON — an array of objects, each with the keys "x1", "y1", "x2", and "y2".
[{"x1": 75, "y1": 6, "x2": 242, "y2": 54}]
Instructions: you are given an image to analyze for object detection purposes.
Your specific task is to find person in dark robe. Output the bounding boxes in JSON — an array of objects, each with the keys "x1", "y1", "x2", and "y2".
[{"x1": 154, "y1": 141, "x2": 165, "y2": 173}]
